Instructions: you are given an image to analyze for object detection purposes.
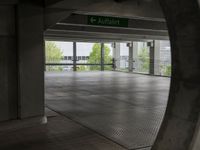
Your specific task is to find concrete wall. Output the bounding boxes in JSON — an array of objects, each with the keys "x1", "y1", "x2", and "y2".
[
  {"x1": 0, "y1": 6, "x2": 18, "y2": 121},
  {"x1": 152, "y1": 0, "x2": 200, "y2": 150}
]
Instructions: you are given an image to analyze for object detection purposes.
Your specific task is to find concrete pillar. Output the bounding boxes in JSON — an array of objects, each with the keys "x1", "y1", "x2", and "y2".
[
  {"x1": 73, "y1": 42, "x2": 77, "y2": 71},
  {"x1": 112, "y1": 42, "x2": 120, "y2": 70},
  {"x1": 101, "y1": 43, "x2": 104, "y2": 71},
  {"x1": 149, "y1": 40, "x2": 160, "y2": 75},
  {"x1": 132, "y1": 42, "x2": 138, "y2": 72},
  {"x1": 154, "y1": 40, "x2": 160, "y2": 75},
  {"x1": 17, "y1": 2, "x2": 44, "y2": 119},
  {"x1": 128, "y1": 42, "x2": 134, "y2": 72},
  {"x1": 0, "y1": 6, "x2": 17, "y2": 121},
  {"x1": 148, "y1": 41, "x2": 154, "y2": 75}
]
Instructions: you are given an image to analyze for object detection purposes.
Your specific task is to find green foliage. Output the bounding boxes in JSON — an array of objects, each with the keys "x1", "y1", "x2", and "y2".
[
  {"x1": 87, "y1": 43, "x2": 113, "y2": 70},
  {"x1": 45, "y1": 42, "x2": 113, "y2": 72},
  {"x1": 77, "y1": 65, "x2": 89, "y2": 71},
  {"x1": 165, "y1": 65, "x2": 171, "y2": 76},
  {"x1": 161, "y1": 64, "x2": 171, "y2": 76},
  {"x1": 45, "y1": 41, "x2": 64, "y2": 71},
  {"x1": 138, "y1": 47, "x2": 149, "y2": 73}
]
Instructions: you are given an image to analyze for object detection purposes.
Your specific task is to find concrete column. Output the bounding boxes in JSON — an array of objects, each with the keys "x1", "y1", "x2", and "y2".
[
  {"x1": 154, "y1": 40, "x2": 160, "y2": 75},
  {"x1": 149, "y1": 40, "x2": 160, "y2": 75},
  {"x1": 112, "y1": 42, "x2": 120, "y2": 70},
  {"x1": 128, "y1": 42, "x2": 134, "y2": 72},
  {"x1": 133, "y1": 42, "x2": 138, "y2": 72},
  {"x1": 0, "y1": 6, "x2": 17, "y2": 121},
  {"x1": 73, "y1": 42, "x2": 77, "y2": 71},
  {"x1": 148, "y1": 41, "x2": 154, "y2": 75},
  {"x1": 17, "y1": 3, "x2": 44, "y2": 119},
  {"x1": 101, "y1": 43, "x2": 104, "y2": 71}
]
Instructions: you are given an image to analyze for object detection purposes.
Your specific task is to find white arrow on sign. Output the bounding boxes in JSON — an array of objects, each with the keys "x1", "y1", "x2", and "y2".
[{"x1": 90, "y1": 17, "x2": 97, "y2": 23}]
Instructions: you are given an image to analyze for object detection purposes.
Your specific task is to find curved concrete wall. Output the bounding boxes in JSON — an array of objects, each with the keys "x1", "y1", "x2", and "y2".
[{"x1": 152, "y1": 0, "x2": 200, "y2": 150}]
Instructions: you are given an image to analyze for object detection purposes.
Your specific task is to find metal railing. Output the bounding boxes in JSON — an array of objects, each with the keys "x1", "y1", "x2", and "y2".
[
  {"x1": 45, "y1": 59, "x2": 115, "y2": 71},
  {"x1": 114, "y1": 57, "x2": 171, "y2": 76}
]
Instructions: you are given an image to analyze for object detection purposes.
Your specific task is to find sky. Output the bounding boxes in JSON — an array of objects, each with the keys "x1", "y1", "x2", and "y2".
[
  {"x1": 54, "y1": 41, "x2": 129, "y2": 56},
  {"x1": 52, "y1": 41, "x2": 170, "y2": 58},
  {"x1": 54, "y1": 42, "x2": 111, "y2": 56}
]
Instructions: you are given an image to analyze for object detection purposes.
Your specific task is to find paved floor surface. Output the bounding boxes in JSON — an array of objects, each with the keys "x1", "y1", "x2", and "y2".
[
  {"x1": 45, "y1": 71, "x2": 170, "y2": 150},
  {"x1": 0, "y1": 108, "x2": 126, "y2": 150}
]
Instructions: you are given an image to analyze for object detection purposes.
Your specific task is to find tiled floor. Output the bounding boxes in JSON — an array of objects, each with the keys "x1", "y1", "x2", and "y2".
[{"x1": 45, "y1": 71, "x2": 170, "y2": 149}]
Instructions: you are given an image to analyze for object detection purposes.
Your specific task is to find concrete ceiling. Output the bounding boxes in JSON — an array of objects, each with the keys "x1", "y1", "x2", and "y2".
[
  {"x1": 2, "y1": 0, "x2": 167, "y2": 42},
  {"x1": 45, "y1": 29, "x2": 168, "y2": 43},
  {"x1": 45, "y1": 13, "x2": 168, "y2": 42},
  {"x1": 45, "y1": 0, "x2": 168, "y2": 42},
  {"x1": 46, "y1": 0, "x2": 164, "y2": 21}
]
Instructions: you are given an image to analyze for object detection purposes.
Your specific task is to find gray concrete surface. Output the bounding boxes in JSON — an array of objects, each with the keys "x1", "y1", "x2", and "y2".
[
  {"x1": 0, "y1": 0, "x2": 200, "y2": 149},
  {"x1": 17, "y1": 3, "x2": 45, "y2": 118},
  {"x1": 152, "y1": 1, "x2": 200, "y2": 150},
  {"x1": 45, "y1": 71, "x2": 170, "y2": 149},
  {"x1": 0, "y1": 5, "x2": 17, "y2": 121},
  {"x1": 0, "y1": 2, "x2": 45, "y2": 121},
  {"x1": 0, "y1": 108, "x2": 126, "y2": 150}
]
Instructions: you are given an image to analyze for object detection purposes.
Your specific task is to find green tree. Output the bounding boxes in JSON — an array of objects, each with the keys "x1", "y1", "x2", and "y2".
[
  {"x1": 45, "y1": 41, "x2": 64, "y2": 71},
  {"x1": 161, "y1": 64, "x2": 171, "y2": 76},
  {"x1": 138, "y1": 47, "x2": 149, "y2": 73},
  {"x1": 165, "y1": 65, "x2": 171, "y2": 76},
  {"x1": 77, "y1": 65, "x2": 88, "y2": 71},
  {"x1": 87, "y1": 43, "x2": 112, "y2": 70}
]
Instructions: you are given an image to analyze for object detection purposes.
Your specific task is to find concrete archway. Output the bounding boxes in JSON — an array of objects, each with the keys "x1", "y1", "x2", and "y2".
[
  {"x1": 44, "y1": 0, "x2": 200, "y2": 149},
  {"x1": 153, "y1": 0, "x2": 200, "y2": 149}
]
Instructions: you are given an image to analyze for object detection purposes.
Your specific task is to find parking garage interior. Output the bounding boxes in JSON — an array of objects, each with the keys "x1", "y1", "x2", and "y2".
[{"x1": 0, "y1": 0, "x2": 200, "y2": 150}]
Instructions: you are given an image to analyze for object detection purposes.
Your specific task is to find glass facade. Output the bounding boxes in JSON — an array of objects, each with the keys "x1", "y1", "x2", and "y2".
[
  {"x1": 159, "y1": 40, "x2": 171, "y2": 76},
  {"x1": 45, "y1": 41, "x2": 114, "y2": 72},
  {"x1": 119, "y1": 43, "x2": 129, "y2": 71},
  {"x1": 114, "y1": 40, "x2": 171, "y2": 76},
  {"x1": 133, "y1": 42, "x2": 150, "y2": 74},
  {"x1": 45, "y1": 40, "x2": 171, "y2": 76}
]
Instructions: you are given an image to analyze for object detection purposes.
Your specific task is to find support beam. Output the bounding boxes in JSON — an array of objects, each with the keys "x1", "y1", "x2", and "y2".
[
  {"x1": 45, "y1": 29, "x2": 169, "y2": 42},
  {"x1": 154, "y1": 40, "x2": 160, "y2": 75},
  {"x1": 148, "y1": 41, "x2": 155, "y2": 75},
  {"x1": 50, "y1": 24, "x2": 169, "y2": 37},
  {"x1": 44, "y1": 8, "x2": 73, "y2": 30},
  {"x1": 60, "y1": 14, "x2": 167, "y2": 31},
  {"x1": 112, "y1": 42, "x2": 120, "y2": 70},
  {"x1": 73, "y1": 42, "x2": 77, "y2": 71},
  {"x1": 132, "y1": 42, "x2": 138, "y2": 72},
  {"x1": 101, "y1": 43, "x2": 104, "y2": 71},
  {"x1": 128, "y1": 42, "x2": 134, "y2": 72},
  {"x1": 148, "y1": 40, "x2": 160, "y2": 75}
]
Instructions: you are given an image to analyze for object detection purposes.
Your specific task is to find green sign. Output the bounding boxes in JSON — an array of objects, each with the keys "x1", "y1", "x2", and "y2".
[{"x1": 88, "y1": 15, "x2": 128, "y2": 27}]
